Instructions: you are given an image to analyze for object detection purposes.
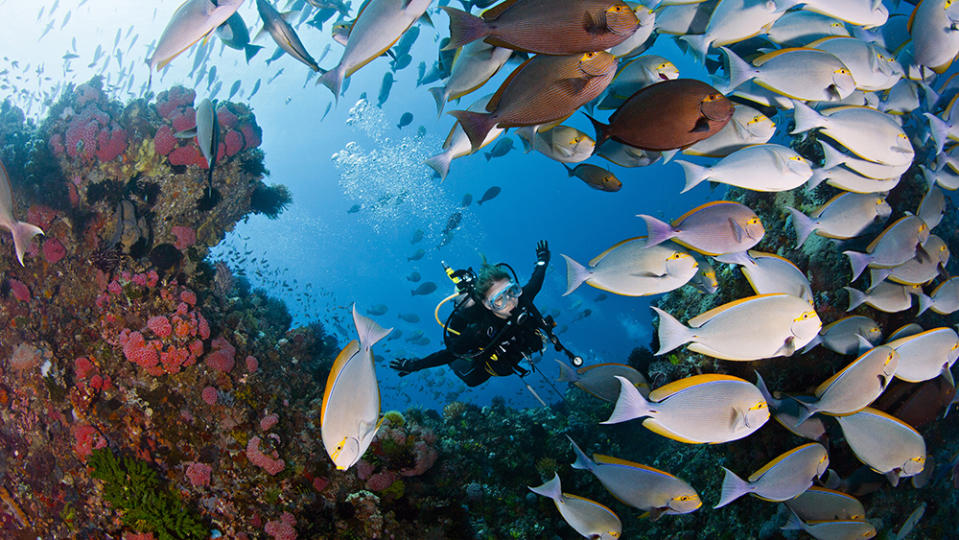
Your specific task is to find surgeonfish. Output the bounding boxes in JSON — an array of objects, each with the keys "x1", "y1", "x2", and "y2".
[
  {"x1": 428, "y1": 41, "x2": 511, "y2": 115},
  {"x1": 603, "y1": 374, "x2": 769, "y2": 444},
  {"x1": 654, "y1": 294, "x2": 821, "y2": 361},
  {"x1": 781, "y1": 508, "x2": 877, "y2": 540},
  {"x1": 871, "y1": 234, "x2": 949, "y2": 287},
  {"x1": 680, "y1": 0, "x2": 792, "y2": 61},
  {"x1": 588, "y1": 78, "x2": 734, "y2": 151},
  {"x1": 844, "y1": 215, "x2": 930, "y2": 281},
  {"x1": 256, "y1": 0, "x2": 320, "y2": 71},
  {"x1": 753, "y1": 372, "x2": 827, "y2": 442},
  {"x1": 450, "y1": 52, "x2": 617, "y2": 151},
  {"x1": 765, "y1": 11, "x2": 850, "y2": 47},
  {"x1": 320, "y1": 306, "x2": 392, "y2": 470},
  {"x1": 563, "y1": 163, "x2": 622, "y2": 192},
  {"x1": 916, "y1": 185, "x2": 945, "y2": 230},
  {"x1": 318, "y1": 0, "x2": 432, "y2": 98},
  {"x1": 785, "y1": 486, "x2": 866, "y2": 522},
  {"x1": 720, "y1": 47, "x2": 857, "y2": 102},
  {"x1": 792, "y1": 344, "x2": 899, "y2": 424},
  {"x1": 819, "y1": 140, "x2": 911, "y2": 180},
  {"x1": 639, "y1": 200, "x2": 765, "y2": 256},
  {"x1": 801, "y1": 315, "x2": 882, "y2": 355},
  {"x1": 216, "y1": 11, "x2": 263, "y2": 62},
  {"x1": 397, "y1": 111, "x2": 413, "y2": 128},
  {"x1": 676, "y1": 143, "x2": 812, "y2": 193},
  {"x1": 560, "y1": 237, "x2": 698, "y2": 297},
  {"x1": 568, "y1": 439, "x2": 701, "y2": 519},
  {"x1": 845, "y1": 282, "x2": 920, "y2": 313},
  {"x1": 174, "y1": 98, "x2": 219, "y2": 196},
  {"x1": 477, "y1": 186, "x2": 501, "y2": 204},
  {"x1": 441, "y1": 0, "x2": 640, "y2": 54},
  {"x1": 791, "y1": 101, "x2": 913, "y2": 167},
  {"x1": 885, "y1": 327, "x2": 959, "y2": 384},
  {"x1": 805, "y1": 164, "x2": 900, "y2": 194},
  {"x1": 607, "y1": 4, "x2": 656, "y2": 58},
  {"x1": 556, "y1": 361, "x2": 650, "y2": 402},
  {"x1": 807, "y1": 36, "x2": 902, "y2": 92},
  {"x1": 484, "y1": 138, "x2": 514, "y2": 161},
  {"x1": 528, "y1": 473, "x2": 622, "y2": 540},
  {"x1": 786, "y1": 192, "x2": 891, "y2": 248},
  {"x1": 596, "y1": 56, "x2": 680, "y2": 111},
  {"x1": 798, "y1": 0, "x2": 888, "y2": 27},
  {"x1": 714, "y1": 443, "x2": 829, "y2": 508},
  {"x1": 0, "y1": 159, "x2": 44, "y2": 266},
  {"x1": 518, "y1": 125, "x2": 595, "y2": 163},
  {"x1": 714, "y1": 251, "x2": 813, "y2": 304},
  {"x1": 596, "y1": 140, "x2": 662, "y2": 167},
  {"x1": 834, "y1": 407, "x2": 926, "y2": 485},
  {"x1": 425, "y1": 94, "x2": 504, "y2": 180},
  {"x1": 681, "y1": 104, "x2": 776, "y2": 158},
  {"x1": 909, "y1": 0, "x2": 959, "y2": 74},
  {"x1": 918, "y1": 277, "x2": 959, "y2": 316},
  {"x1": 148, "y1": 0, "x2": 243, "y2": 72},
  {"x1": 689, "y1": 252, "x2": 719, "y2": 294}
]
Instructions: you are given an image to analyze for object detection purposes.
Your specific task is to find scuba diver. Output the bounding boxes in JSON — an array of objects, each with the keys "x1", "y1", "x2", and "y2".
[{"x1": 390, "y1": 240, "x2": 563, "y2": 387}]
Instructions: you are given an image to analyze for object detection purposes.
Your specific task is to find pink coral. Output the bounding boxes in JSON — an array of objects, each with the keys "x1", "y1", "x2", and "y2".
[
  {"x1": 245, "y1": 355, "x2": 259, "y2": 373},
  {"x1": 185, "y1": 462, "x2": 212, "y2": 487},
  {"x1": 205, "y1": 350, "x2": 234, "y2": 373},
  {"x1": 180, "y1": 289, "x2": 197, "y2": 305},
  {"x1": 171, "y1": 226, "x2": 196, "y2": 251},
  {"x1": 224, "y1": 130, "x2": 244, "y2": 157},
  {"x1": 246, "y1": 436, "x2": 285, "y2": 476},
  {"x1": 241, "y1": 123, "x2": 262, "y2": 150},
  {"x1": 168, "y1": 145, "x2": 206, "y2": 167},
  {"x1": 121, "y1": 331, "x2": 159, "y2": 369},
  {"x1": 400, "y1": 440, "x2": 438, "y2": 477},
  {"x1": 201, "y1": 386, "x2": 218, "y2": 405},
  {"x1": 7, "y1": 279, "x2": 30, "y2": 302},
  {"x1": 170, "y1": 108, "x2": 196, "y2": 133},
  {"x1": 147, "y1": 316, "x2": 172, "y2": 338},
  {"x1": 366, "y1": 470, "x2": 397, "y2": 492},
  {"x1": 74, "y1": 357, "x2": 95, "y2": 380},
  {"x1": 42, "y1": 237, "x2": 66, "y2": 263},
  {"x1": 72, "y1": 423, "x2": 106, "y2": 459},
  {"x1": 217, "y1": 107, "x2": 238, "y2": 128},
  {"x1": 95, "y1": 127, "x2": 127, "y2": 162},
  {"x1": 264, "y1": 512, "x2": 297, "y2": 540},
  {"x1": 260, "y1": 413, "x2": 279, "y2": 431},
  {"x1": 153, "y1": 125, "x2": 176, "y2": 156}
]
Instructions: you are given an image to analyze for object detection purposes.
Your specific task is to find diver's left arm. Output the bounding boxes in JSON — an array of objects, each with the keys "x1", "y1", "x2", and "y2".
[{"x1": 523, "y1": 240, "x2": 550, "y2": 299}]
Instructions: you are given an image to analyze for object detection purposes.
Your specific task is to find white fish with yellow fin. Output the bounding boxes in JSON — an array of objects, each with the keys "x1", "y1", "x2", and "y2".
[
  {"x1": 845, "y1": 282, "x2": 920, "y2": 313},
  {"x1": 782, "y1": 508, "x2": 877, "y2": 540},
  {"x1": 807, "y1": 36, "x2": 902, "y2": 91},
  {"x1": 556, "y1": 360, "x2": 650, "y2": 402},
  {"x1": 0, "y1": 158, "x2": 43, "y2": 266},
  {"x1": 639, "y1": 201, "x2": 765, "y2": 256},
  {"x1": 528, "y1": 473, "x2": 622, "y2": 540},
  {"x1": 835, "y1": 407, "x2": 925, "y2": 485},
  {"x1": 909, "y1": 0, "x2": 959, "y2": 74},
  {"x1": 428, "y1": 41, "x2": 511, "y2": 115},
  {"x1": 885, "y1": 327, "x2": 959, "y2": 384},
  {"x1": 798, "y1": 0, "x2": 887, "y2": 27},
  {"x1": 871, "y1": 234, "x2": 948, "y2": 287},
  {"x1": 677, "y1": 144, "x2": 811, "y2": 193},
  {"x1": 603, "y1": 374, "x2": 769, "y2": 444},
  {"x1": 714, "y1": 251, "x2": 813, "y2": 303},
  {"x1": 596, "y1": 55, "x2": 679, "y2": 110},
  {"x1": 682, "y1": 104, "x2": 776, "y2": 158},
  {"x1": 916, "y1": 185, "x2": 945, "y2": 230},
  {"x1": 787, "y1": 192, "x2": 892, "y2": 247},
  {"x1": 424, "y1": 94, "x2": 503, "y2": 180},
  {"x1": 802, "y1": 315, "x2": 882, "y2": 355},
  {"x1": 714, "y1": 443, "x2": 829, "y2": 508},
  {"x1": 148, "y1": 0, "x2": 243, "y2": 72},
  {"x1": 805, "y1": 164, "x2": 900, "y2": 194},
  {"x1": 680, "y1": 0, "x2": 792, "y2": 61},
  {"x1": 720, "y1": 47, "x2": 857, "y2": 102},
  {"x1": 518, "y1": 125, "x2": 595, "y2": 163},
  {"x1": 918, "y1": 276, "x2": 959, "y2": 315},
  {"x1": 561, "y1": 237, "x2": 698, "y2": 297},
  {"x1": 766, "y1": 11, "x2": 849, "y2": 46},
  {"x1": 785, "y1": 486, "x2": 866, "y2": 522},
  {"x1": 654, "y1": 294, "x2": 821, "y2": 361},
  {"x1": 844, "y1": 215, "x2": 930, "y2": 281},
  {"x1": 791, "y1": 101, "x2": 913, "y2": 166},
  {"x1": 569, "y1": 439, "x2": 701, "y2": 519},
  {"x1": 754, "y1": 372, "x2": 827, "y2": 442},
  {"x1": 320, "y1": 305, "x2": 392, "y2": 470}
]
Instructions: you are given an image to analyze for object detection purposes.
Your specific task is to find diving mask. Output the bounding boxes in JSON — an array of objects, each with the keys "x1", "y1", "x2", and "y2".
[{"x1": 488, "y1": 282, "x2": 522, "y2": 311}]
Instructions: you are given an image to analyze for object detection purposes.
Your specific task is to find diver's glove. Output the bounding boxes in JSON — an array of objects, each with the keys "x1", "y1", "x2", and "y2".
[
  {"x1": 389, "y1": 358, "x2": 415, "y2": 377},
  {"x1": 536, "y1": 240, "x2": 550, "y2": 266}
]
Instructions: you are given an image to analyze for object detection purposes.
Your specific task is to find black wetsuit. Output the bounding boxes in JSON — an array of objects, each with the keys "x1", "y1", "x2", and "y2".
[{"x1": 402, "y1": 261, "x2": 548, "y2": 387}]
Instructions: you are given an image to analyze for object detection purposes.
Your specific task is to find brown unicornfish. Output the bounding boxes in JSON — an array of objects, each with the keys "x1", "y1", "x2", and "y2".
[
  {"x1": 587, "y1": 78, "x2": 734, "y2": 152},
  {"x1": 450, "y1": 52, "x2": 617, "y2": 150},
  {"x1": 441, "y1": 0, "x2": 639, "y2": 54}
]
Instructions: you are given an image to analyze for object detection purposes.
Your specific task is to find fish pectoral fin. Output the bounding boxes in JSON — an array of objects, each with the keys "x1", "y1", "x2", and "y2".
[
  {"x1": 558, "y1": 77, "x2": 590, "y2": 95},
  {"x1": 776, "y1": 336, "x2": 797, "y2": 357},
  {"x1": 690, "y1": 116, "x2": 710, "y2": 133},
  {"x1": 915, "y1": 243, "x2": 931, "y2": 264},
  {"x1": 826, "y1": 84, "x2": 841, "y2": 101},
  {"x1": 174, "y1": 127, "x2": 198, "y2": 138},
  {"x1": 729, "y1": 218, "x2": 744, "y2": 243},
  {"x1": 941, "y1": 363, "x2": 955, "y2": 387},
  {"x1": 631, "y1": 271, "x2": 666, "y2": 278},
  {"x1": 646, "y1": 507, "x2": 667, "y2": 521},
  {"x1": 582, "y1": 10, "x2": 604, "y2": 33}
]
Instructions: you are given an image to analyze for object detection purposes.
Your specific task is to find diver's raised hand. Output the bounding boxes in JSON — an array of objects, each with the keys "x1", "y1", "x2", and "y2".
[
  {"x1": 389, "y1": 358, "x2": 414, "y2": 377},
  {"x1": 536, "y1": 240, "x2": 550, "y2": 265}
]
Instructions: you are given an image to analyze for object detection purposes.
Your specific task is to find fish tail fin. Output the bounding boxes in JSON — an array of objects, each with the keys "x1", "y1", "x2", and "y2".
[
  {"x1": 714, "y1": 467, "x2": 751, "y2": 508},
  {"x1": 819, "y1": 141, "x2": 846, "y2": 170},
  {"x1": 352, "y1": 304, "x2": 393, "y2": 350},
  {"x1": 637, "y1": 214, "x2": 677, "y2": 247},
  {"x1": 520, "y1": 133, "x2": 533, "y2": 153},
  {"x1": 441, "y1": 7, "x2": 489, "y2": 50},
  {"x1": 448, "y1": 109, "x2": 495, "y2": 151},
  {"x1": 790, "y1": 99, "x2": 825, "y2": 134},
  {"x1": 555, "y1": 358, "x2": 579, "y2": 383},
  {"x1": 786, "y1": 206, "x2": 816, "y2": 248},
  {"x1": 652, "y1": 306, "x2": 692, "y2": 355},
  {"x1": 528, "y1": 473, "x2": 563, "y2": 502},
  {"x1": 791, "y1": 397, "x2": 817, "y2": 426},
  {"x1": 429, "y1": 86, "x2": 449, "y2": 116},
  {"x1": 424, "y1": 150, "x2": 453, "y2": 181},
  {"x1": 676, "y1": 160, "x2": 709, "y2": 193},
  {"x1": 583, "y1": 113, "x2": 610, "y2": 151},
  {"x1": 602, "y1": 375, "x2": 652, "y2": 424},
  {"x1": 560, "y1": 254, "x2": 591, "y2": 296},
  {"x1": 680, "y1": 34, "x2": 711, "y2": 63},
  {"x1": 924, "y1": 113, "x2": 950, "y2": 155},
  {"x1": 714, "y1": 250, "x2": 753, "y2": 267},
  {"x1": 782, "y1": 508, "x2": 805, "y2": 531},
  {"x1": 800, "y1": 334, "x2": 821, "y2": 354},
  {"x1": 806, "y1": 167, "x2": 828, "y2": 191},
  {"x1": 244, "y1": 44, "x2": 264, "y2": 63},
  {"x1": 719, "y1": 47, "x2": 755, "y2": 93},
  {"x1": 867, "y1": 268, "x2": 893, "y2": 290},
  {"x1": 562, "y1": 163, "x2": 574, "y2": 177},
  {"x1": 917, "y1": 293, "x2": 934, "y2": 316},
  {"x1": 753, "y1": 370, "x2": 776, "y2": 405},
  {"x1": 843, "y1": 250, "x2": 872, "y2": 281},
  {"x1": 318, "y1": 65, "x2": 346, "y2": 100},
  {"x1": 10, "y1": 221, "x2": 44, "y2": 266},
  {"x1": 844, "y1": 286, "x2": 867, "y2": 311},
  {"x1": 567, "y1": 436, "x2": 593, "y2": 471}
]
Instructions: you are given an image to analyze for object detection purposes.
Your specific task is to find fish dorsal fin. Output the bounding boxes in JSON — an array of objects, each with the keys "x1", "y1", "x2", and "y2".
[
  {"x1": 687, "y1": 294, "x2": 784, "y2": 327},
  {"x1": 589, "y1": 236, "x2": 646, "y2": 266},
  {"x1": 482, "y1": 0, "x2": 519, "y2": 21},
  {"x1": 320, "y1": 340, "x2": 360, "y2": 426},
  {"x1": 866, "y1": 216, "x2": 910, "y2": 253},
  {"x1": 857, "y1": 407, "x2": 921, "y2": 435},
  {"x1": 672, "y1": 200, "x2": 736, "y2": 226},
  {"x1": 352, "y1": 0, "x2": 373, "y2": 29},
  {"x1": 752, "y1": 47, "x2": 810, "y2": 66},
  {"x1": 821, "y1": 315, "x2": 864, "y2": 333},
  {"x1": 907, "y1": 0, "x2": 921, "y2": 33},
  {"x1": 748, "y1": 443, "x2": 819, "y2": 482},
  {"x1": 487, "y1": 56, "x2": 534, "y2": 111},
  {"x1": 594, "y1": 454, "x2": 671, "y2": 476},
  {"x1": 649, "y1": 373, "x2": 743, "y2": 401},
  {"x1": 642, "y1": 418, "x2": 704, "y2": 444},
  {"x1": 815, "y1": 354, "x2": 861, "y2": 397},
  {"x1": 814, "y1": 191, "x2": 849, "y2": 218},
  {"x1": 806, "y1": 36, "x2": 843, "y2": 48},
  {"x1": 748, "y1": 250, "x2": 803, "y2": 271}
]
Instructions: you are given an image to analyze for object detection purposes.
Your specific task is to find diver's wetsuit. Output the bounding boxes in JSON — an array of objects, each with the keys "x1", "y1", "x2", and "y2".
[{"x1": 401, "y1": 261, "x2": 548, "y2": 387}]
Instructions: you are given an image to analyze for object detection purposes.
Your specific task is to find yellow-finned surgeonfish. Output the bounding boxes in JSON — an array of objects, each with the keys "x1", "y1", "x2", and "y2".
[
  {"x1": 782, "y1": 507, "x2": 876, "y2": 540},
  {"x1": 835, "y1": 407, "x2": 926, "y2": 486},
  {"x1": 556, "y1": 360, "x2": 650, "y2": 402},
  {"x1": 321, "y1": 305, "x2": 392, "y2": 470},
  {"x1": 720, "y1": 47, "x2": 857, "y2": 103},
  {"x1": 654, "y1": 294, "x2": 821, "y2": 361},
  {"x1": 844, "y1": 215, "x2": 930, "y2": 281},
  {"x1": 786, "y1": 192, "x2": 892, "y2": 248},
  {"x1": 568, "y1": 438, "x2": 701, "y2": 519},
  {"x1": 148, "y1": 0, "x2": 243, "y2": 73},
  {"x1": 802, "y1": 315, "x2": 882, "y2": 356},
  {"x1": 528, "y1": 473, "x2": 622, "y2": 540},
  {"x1": 918, "y1": 276, "x2": 959, "y2": 316},
  {"x1": 845, "y1": 282, "x2": 921, "y2": 313},
  {"x1": 754, "y1": 372, "x2": 827, "y2": 443},
  {"x1": 785, "y1": 486, "x2": 867, "y2": 522},
  {"x1": 561, "y1": 237, "x2": 698, "y2": 297},
  {"x1": 676, "y1": 143, "x2": 812, "y2": 193},
  {"x1": 886, "y1": 327, "x2": 959, "y2": 385},
  {"x1": 639, "y1": 200, "x2": 765, "y2": 256},
  {"x1": 714, "y1": 442, "x2": 828, "y2": 508},
  {"x1": 603, "y1": 374, "x2": 769, "y2": 444},
  {"x1": 715, "y1": 250, "x2": 814, "y2": 304}
]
